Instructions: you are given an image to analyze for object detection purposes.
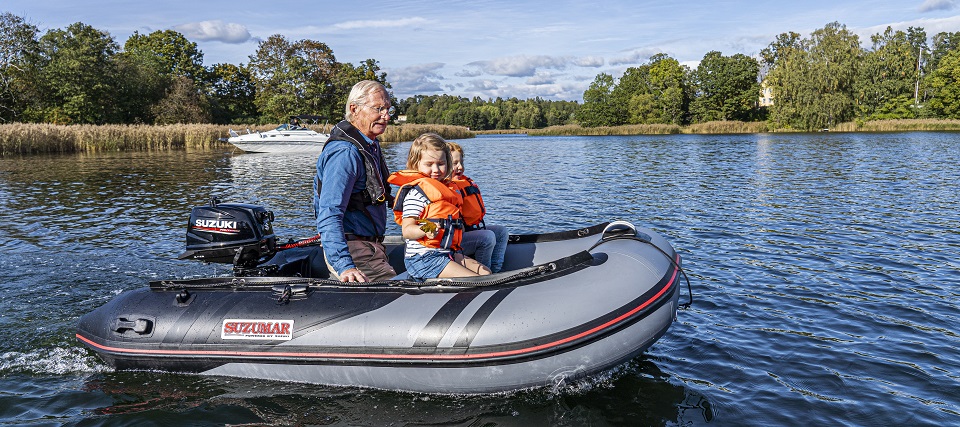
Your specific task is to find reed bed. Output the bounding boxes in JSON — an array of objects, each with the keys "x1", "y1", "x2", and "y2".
[
  {"x1": 0, "y1": 123, "x2": 233, "y2": 155},
  {"x1": 379, "y1": 123, "x2": 474, "y2": 143},
  {"x1": 683, "y1": 121, "x2": 771, "y2": 134},
  {"x1": 0, "y1": 122, "x2": 474, "y2": 155},
  {"x1": 831, "y1": 119, "x2": 960, "y2": 132},
  {"x1": 4, "y1": 119, "x2": 956, "y2": 156},
  {"x1": 528, "y1": 124, "x2": 682, "y2": 136},
  {"x1": 474, "y1": 129, "x2": 528, "y2": 135}
]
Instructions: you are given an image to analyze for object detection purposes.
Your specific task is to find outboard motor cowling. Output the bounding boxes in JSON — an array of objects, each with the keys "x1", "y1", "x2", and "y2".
[{"x1": 179, "y1": 199, "x2": 276, "y2": 268}]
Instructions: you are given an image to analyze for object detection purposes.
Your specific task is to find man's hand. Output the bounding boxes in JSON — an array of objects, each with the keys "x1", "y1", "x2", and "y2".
[{"x1": 339, "y1": 267, "x2": 368, "y2": 283}]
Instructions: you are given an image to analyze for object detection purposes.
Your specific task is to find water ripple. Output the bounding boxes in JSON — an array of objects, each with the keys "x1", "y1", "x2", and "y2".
[{"x1": 1, "y1": 134, "x2": 959, "y2": 424}]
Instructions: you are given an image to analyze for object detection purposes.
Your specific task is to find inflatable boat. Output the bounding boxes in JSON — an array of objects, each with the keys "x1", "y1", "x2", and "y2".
[{"x1": 76, "y1": 201, "x2": 691, "y2": 394}]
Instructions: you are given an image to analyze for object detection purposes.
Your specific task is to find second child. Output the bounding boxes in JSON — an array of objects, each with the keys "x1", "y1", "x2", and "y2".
[
  {"x1": 388, "y1": 133, "x2": 491, "y2": 280},
  {"x1": 448, "y1": 142, "x2": 509, "y2": 273}
]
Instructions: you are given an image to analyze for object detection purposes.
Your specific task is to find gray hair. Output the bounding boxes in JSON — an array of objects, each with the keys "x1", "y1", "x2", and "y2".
[{"x1": 345, "y1": 80, "x2": 388, "y2": 122}]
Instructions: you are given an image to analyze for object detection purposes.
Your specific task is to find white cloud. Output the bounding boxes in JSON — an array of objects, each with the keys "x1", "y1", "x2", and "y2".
[
  {"x1": 857, "y1": 15, "x2": 960, "y2": 41},
  {"x1": 454, "y1": 68, "x2": 483, "y2": 78},
  {"x1": 918, "y1": 0, "x2": 956, "y2": 12},
  {"x1": 386, "y1": 62, "x2": 446, "y2": 97},
  {"x1": 526, "y1": 72, "x2": 557, "y2": 85},
  {"x1": 465, "y1": 55, "x2": 567, "y2": 77},
  {"x1": 330, "y1": 17, "x2": 431, "y2": 31},
  {"x1": 173, "y1": 20, "x2": 252, "y2": 44},
  {"x1": 573, "y1": 56, "x2": 605, "y2": 67},
  {"x1": 466, "y1": 79, "x2": 502, "y2": 91},
  {"x1": 609, "y1": 48, "x2": 662, "y2": 66}
]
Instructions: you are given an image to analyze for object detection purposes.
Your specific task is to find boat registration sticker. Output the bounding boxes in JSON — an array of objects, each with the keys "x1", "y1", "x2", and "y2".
[{"x1": 221, "y1": 319, "x2": 294, "y2": 340}]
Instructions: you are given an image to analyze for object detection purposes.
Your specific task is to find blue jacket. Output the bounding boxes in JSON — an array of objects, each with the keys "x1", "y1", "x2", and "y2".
[{"x1": 313, "y1": 120, "x2": 391, "y2": 274}]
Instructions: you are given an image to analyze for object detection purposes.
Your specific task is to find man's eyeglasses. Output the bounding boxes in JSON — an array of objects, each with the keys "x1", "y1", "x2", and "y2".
[{"x1": 362, "y1": 104, "x2": 396, "y2": 117}]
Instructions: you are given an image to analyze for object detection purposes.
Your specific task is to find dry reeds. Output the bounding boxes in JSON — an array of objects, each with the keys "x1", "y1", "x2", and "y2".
[
  {"x1": 528, "y1": 124, "x2": 682, "y2": 136},
  {"x1": 0, "y1": 122, "x2": 475, "y2": 156},
  {"x1": 379, "y1": 124, "x2": 474, "y2": 143},
  {"x1": 831, "y1": 119, "x2": 960, "y2": 132},
  {"x1": 683, "y1": 121, "x2": 771, "y2": 134},
  {"x1": 0, "y1": 123, "x2": 234, "y2": 155}
]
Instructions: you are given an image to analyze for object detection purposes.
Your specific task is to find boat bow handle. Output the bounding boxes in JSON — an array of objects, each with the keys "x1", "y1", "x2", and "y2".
[
  {"x1": 601, "y1": 221, "x2": 652, "y2": 243},
  {"x1": 113, "y1": 317, "x2": 153, "y2": 335}
]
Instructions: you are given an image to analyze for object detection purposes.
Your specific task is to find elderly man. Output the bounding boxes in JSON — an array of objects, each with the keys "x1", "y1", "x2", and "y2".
[{"x1": 314, "y1": 80, "x2": 396, "y2": 282}]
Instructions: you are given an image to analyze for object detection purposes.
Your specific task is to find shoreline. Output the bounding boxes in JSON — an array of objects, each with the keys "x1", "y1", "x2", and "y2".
[
  {"x1": 3, "y1": 119, "x2": 959, "y2": 156},
  {"x1": 476, "y1": 119, "x2": 960, "y2": 136},
  {"x1": 0, "y1": 123, "x2": 473, "y2": 156}
]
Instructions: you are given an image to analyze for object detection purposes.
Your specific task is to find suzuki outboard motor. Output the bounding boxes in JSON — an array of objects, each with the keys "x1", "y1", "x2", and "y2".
[{"x1": 179, "y1": 198, "x2": 277, "y2": 275}]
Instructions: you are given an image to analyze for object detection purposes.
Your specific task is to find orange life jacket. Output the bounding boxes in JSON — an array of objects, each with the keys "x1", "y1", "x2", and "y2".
[
  {"x1": 388, "y1": 170, "x2": 465, "y2": 249},
  {"x1": 450, "y1": 175, "x2": 486, "y2": 229}
]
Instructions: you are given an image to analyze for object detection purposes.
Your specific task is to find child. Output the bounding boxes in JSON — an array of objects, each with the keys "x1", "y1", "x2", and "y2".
[
  {"x1": 388, "y1": 133, "x2": 491, "y2": 280},
  {"x1": 448, "y1": 142, "x2": 509, "y2": 273}
]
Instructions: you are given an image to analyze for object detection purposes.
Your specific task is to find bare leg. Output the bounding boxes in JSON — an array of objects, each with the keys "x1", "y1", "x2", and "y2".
[
  {"x1": 438, "y1": 259, "x2": 480, "y2": 278},
  {"x1": 454, "y1": 253, "x2": 491, "y2": 275}
]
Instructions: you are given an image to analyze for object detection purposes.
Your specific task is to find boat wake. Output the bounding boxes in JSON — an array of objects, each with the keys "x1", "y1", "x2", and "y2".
[{"x1": 1, "y1": 346, "x2": 110, "y2": 375}]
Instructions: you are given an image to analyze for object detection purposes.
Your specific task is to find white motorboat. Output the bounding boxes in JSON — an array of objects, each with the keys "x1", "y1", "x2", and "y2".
[{"x1": 226, "y1": 115, "x2": 330, "y2": 154}]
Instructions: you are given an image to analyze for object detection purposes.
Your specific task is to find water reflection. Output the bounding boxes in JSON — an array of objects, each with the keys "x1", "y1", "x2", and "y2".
[{"x1": 76, "y1": 358, "x2": 710, "y2": 426}]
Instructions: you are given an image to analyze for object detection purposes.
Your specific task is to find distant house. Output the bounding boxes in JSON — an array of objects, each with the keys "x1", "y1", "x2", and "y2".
[
  {"x1": 396, "y1": 115, "x2": 408, "y2": 123},
  {"x1": 759, "y1": 80, "x2": 774, "y2": 107}
]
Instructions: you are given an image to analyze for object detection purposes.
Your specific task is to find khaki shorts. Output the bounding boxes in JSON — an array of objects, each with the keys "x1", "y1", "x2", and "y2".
[{"x1": 325, "y1": 240, "x2": 397, "y2": 281}]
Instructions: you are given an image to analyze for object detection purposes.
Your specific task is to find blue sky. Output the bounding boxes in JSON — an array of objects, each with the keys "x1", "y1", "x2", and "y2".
[{"x1": 5, "y1": 0, "x2": 960, "y2": 101}]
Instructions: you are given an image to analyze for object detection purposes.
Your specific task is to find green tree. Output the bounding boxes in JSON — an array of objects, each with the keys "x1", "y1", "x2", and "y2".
[
  {"x1": 121, "y1": 29, "x2": 212, "y2": 124},
  {"x1": 926, "y1": 48, "x2": 960, "y2": 118},
  {"x1": 151, "y1": 75, "x2": 211, "y2": 124},
  {"x1": 854, "y1": 27, "x2": 918, "y2": 119},
  {"x1": 648, "y1": 54, "x2": 689, "y2": 124},
  {"x1": 611, "y1": 66, "x2": 645, "y2": 125},
  {"x1": 690, "y1": 51, "x2": 761, "y2": 122},
  {"x1": 808, "y1": 22, "x2": 861, "y2": 128},
  {"x1": 0, "y1": 12, "x2": 41, "y2": 122},
  {"x1": 611, "y1": 54, "x2": 689, "y2": 125},
  {"x1": 208, "y1": 62, "x2": 257, "y2": 124},
  {"x1": 330, "y1": 59, "x2": 391, "y2": 121},
  {"x1": 576, "y1": 73, "x2": 617, "y2": 127},
  {"x1": 760, "y1": 32, "x2": 802, "y2": 67},
  {"x1": 928, "y1": 31, "x2": 960, "y2": 72},
  {"x1": 248, "y1": 35, "x2": 339, "y2": 122},
  {"x1": 124, "y1": 30, "x2": 205, "y2": 82},
  {"x1": 113, "y1": 48, "x2": 168, "y2": 123},
  {"x1": 764, "y1": 22, "x2": 861, "y2": 130},
  {"x1": 37, "y1": 22, "x2": 120, "y2": 124}
]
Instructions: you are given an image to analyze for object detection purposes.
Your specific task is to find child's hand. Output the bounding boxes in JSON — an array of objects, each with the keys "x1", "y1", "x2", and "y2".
[{"x1": 417, "y1": 219, "x2": 438, "y2": 237}]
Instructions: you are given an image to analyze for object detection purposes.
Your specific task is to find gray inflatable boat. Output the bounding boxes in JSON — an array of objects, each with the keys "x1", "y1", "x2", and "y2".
[{"x1": 76, "y1": 201, "x2": 690, "y2": 394}]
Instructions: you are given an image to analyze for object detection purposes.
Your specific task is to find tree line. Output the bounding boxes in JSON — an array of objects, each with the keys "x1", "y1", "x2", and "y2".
[
  {"x1": 577, "y1": 22, "x2": 960, "y2": 131},
  {"x1": 396, "y1": 95, "x2": 579, "y2": 130},
  {"x1": 0, "y1": 12, "x2": 388, "y2": 125},
  {"x1": 3, "y1": 12, "x2": 960, "y2": 132}
]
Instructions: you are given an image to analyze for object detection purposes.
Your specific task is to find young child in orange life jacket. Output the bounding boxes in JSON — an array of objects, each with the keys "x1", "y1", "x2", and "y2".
[
  {"x1": 387, "y1": 133, "x2": 491, "y2": 280},
  {"x1": 448, "y1": 142, "x2": 510, "y2": 273}
]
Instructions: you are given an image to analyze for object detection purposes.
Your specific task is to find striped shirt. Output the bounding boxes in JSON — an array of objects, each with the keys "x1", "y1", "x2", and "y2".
[{"x1": 401, "y1": 188, "x2": 451, "y2": 257}]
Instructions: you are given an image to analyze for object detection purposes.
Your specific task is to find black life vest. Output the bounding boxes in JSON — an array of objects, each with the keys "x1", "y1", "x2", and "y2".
[{"x1": 315, "y1": 120, "x2": 392, "y2": 214}]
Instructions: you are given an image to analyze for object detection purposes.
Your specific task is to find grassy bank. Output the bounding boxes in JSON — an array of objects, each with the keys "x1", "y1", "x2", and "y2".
[
  {"x1": 831, "y1": 119, "x2": 960, "y2": 132},
  {"x1": 380, "y1": 124, "x2": 474, "y2": 143},
  {"x1": 0, "y1": 123, "x2": 231, "y2": 155},
  {"x1": 0, "y1": 122, "x2": 474, "y2": 156},
  {"x1": 527, "y1": 124, "x2": 682, "y2": 136},
  {"x1": 479, "y1": 119, "x2": 960, "y2": 136},
  {"x1": 3, "y1": 119, "x2": 955, "y2": 155},
  {"x1": 683, "y1": 121, "x2": 771, "y2": 134}
]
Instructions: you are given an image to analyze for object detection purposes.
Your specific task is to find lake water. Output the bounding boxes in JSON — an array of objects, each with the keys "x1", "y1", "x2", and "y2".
[{"x1": 1, "y1": 132, "x2": 958, "y2": 425}]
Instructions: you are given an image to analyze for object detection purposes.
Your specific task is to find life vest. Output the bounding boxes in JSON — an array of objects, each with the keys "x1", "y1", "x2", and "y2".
[
  {"x1": 315, "y1": 120, "x2": 392, "y2": 218},
  {"x1": 388, "y1": 170, "x2": 465, "y2": 250},
  {"x1": 450, "y1": 175, "x2": 486, "y2": 230}
]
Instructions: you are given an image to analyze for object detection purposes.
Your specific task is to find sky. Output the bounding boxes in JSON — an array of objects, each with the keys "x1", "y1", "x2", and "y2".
[{"x1": 5, "y1": 0, "x2": 960, "y2": 102}]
